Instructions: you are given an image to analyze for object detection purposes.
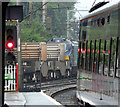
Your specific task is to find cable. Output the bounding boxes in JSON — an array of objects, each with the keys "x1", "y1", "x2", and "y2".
[
  {"x1": 43, "y1": 7, "x2": 71, "y2": 10},
  {"x1": 92, "y1": 0, "x2": 97, "y2": 7},
  {"x1": 24, "y1": 3, "x2": 72, "y2": 20}
]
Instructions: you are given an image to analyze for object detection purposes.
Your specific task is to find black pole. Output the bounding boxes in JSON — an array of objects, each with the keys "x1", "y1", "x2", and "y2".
[
  {"x1": 0, "y1": 2, "x2": 3, "y2": 106},
  {"x1": 0, "y1": 2, "x2": 9, "y2": 107}
]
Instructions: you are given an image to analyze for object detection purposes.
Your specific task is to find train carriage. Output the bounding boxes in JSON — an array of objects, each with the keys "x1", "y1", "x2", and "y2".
[{"x1": 76, "y1": 1, "x2": 120, "y2": 106}]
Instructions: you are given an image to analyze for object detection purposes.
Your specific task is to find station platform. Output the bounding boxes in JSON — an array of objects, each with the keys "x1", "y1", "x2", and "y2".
[
  {"x1": 5, "y1": 91, "x2": 62, "y2": 107},
  {"x1": 76, "y1": 91, "x2": 118, "y2": 106}
]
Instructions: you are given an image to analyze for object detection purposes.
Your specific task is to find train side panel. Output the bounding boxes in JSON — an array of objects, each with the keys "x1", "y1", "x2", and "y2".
[{"x1": 77, "y1": 1, "x2": 120, "y2": 106}]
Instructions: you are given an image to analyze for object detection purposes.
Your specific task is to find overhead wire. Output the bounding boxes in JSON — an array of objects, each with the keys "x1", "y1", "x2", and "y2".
[
  {"x1": 23, "y1": 2, "x2": 73, "y2": 20},
  {"x1": 92, "y1": 0, "x2": 97, "y2": 7}
]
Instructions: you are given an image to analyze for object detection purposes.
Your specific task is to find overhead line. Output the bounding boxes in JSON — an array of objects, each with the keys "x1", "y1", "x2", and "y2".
[
  {"x1": 23, "y1": 2, "x2": 88, "y2": 20},
  {"x1": 24, "y1": 3, "x2": 72, "y2": 20},
  {"x1": 24, "y1": 6, "x2": 73, "y2": 20},
  {"x1": 42, "y1": 7, "x2": 71, "y2": 10},
  {"x1": 92, "y1": 0, "x2": 96, "y2": 7},
  {"x1": 23, "y1": 3, "x2": 84, "y2": 20}
]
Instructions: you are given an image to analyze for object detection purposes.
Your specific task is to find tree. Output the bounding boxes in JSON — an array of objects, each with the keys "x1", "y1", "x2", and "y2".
[{"x1": 21, "y1": 2, "x2": 75, "y2": 42}]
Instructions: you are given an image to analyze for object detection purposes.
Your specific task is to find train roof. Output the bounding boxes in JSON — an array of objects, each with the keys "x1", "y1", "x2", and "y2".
[
  {"x1": 71, "y1": 41, "x2": 78, "y2": 46},
  {"x1": 47, "y1": 38, "x2": 72, "y2": 43},
  {"x1": 80, "y1": 1, "x2": 120, "y2": 22}
]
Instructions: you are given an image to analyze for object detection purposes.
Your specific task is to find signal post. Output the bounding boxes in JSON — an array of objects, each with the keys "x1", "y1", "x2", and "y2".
[
  {"x1": 0, "y1": 2, "x2": 3, "y2": 107},
  {"x1": 16, "y1": 1, "x2": 23, "y2": 91}
]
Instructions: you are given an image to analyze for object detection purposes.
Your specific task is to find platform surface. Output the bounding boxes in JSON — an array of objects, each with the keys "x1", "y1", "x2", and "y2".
[
  {"x1": 5, "y1": 92, "x2": 26, "y2": 106},
  {"x1": 5, "y1": 91, "x2": 62, "y2": 107},
  {"x1": 76, "y1": 90, "x2": 118, "y2": 106},
  {"x1": 23, "y1": 91, "x2": 62, "y2": 106}
]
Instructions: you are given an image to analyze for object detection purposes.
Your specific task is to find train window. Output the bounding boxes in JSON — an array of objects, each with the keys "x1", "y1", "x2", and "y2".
[
  {"x1": 97, "y1": 18, "x2": 100, "y2": 26},
  {"x1": 94, "y1": 20, "x2": 96, "y2": 26},
  {"x1": 101, "y1": 17, "x2": 105, "y2": 25},
  {"x1": 83, "y1": 20, "x2": 88, "y2": 26},
  {"x1": 88, "y1": 21, "x2": 91, "y2": 26},
  {"x1": 91, "y1": 21, "x2": 93, "y2": 26},
  {"x1": 82, "y1": 31, "x2": 86, "y2": 41},
  {"x1": 94, "y1": 40, "x2": 99, "y2": 73},
  {"x1": 103, "y1": 40, "x2": 110, "y2": 76},
  {"x1": 109, "y1": 38, "x2": 118, "y2": 77},
  {"x1": 107, "y1": 15, "x2": 110, "y2": 24},
  {"x1": 102, "y1": 40, "x2": 108, "y2": 76},
  {"x1": 110, "y1": 39, "x2": 116, "y2": 76},
  {"x1": 80, "y1": 42, "x2": 83, "y2": 68},
  {"x1": 79, "y1": 42, "x2": 82, "y2": 68},
  {"x1": 85, "y1": 41, "x2": 88, "y2": 70},
  {"x1": 81, "y1": 41, "x2": 86, "y2": 69},
  {"x1": 116, "y1": 38, "x2": 120, "y2": 78},
  {"x1": 87, "y1": 41, "x2": 90, "y2": 70},
  {"x1": 55, "y1": 40, "x2": 61, "y2": 42},
  {"x1": 97, "y1": 39, "x2": 101, "y2": 74},
  {"x1": 99, "y1": 40, "x2": 104, "y2": 74},
  {"x1": 89, "y1": 40, "x2": 94, "y2": 72},
  {"x1": 108, "y1": 38, "x2": 113, "y2": 76},
  {"x1": 93, "y1": 40, "x2": 96, "y2": 72},
  {"x1": 115, "y1": 37, "x2": 119, "y2": 77}
]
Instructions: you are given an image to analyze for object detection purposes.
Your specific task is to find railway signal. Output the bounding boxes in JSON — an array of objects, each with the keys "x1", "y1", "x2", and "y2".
[
  {"x1": 5, "y1": 26, "x2": 17, "y2": 50},
  {"x1": 6, "y1": 52, "x2": 16, "y2": 63}
]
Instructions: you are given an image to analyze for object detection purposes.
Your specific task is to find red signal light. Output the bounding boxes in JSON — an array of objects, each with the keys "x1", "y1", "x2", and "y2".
[{"x1": 7, "y1": 42, "x2": 14, "y2": 49}]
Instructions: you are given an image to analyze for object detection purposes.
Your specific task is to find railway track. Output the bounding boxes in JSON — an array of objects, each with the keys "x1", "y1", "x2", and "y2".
[
  {"x1": 50, "y1": 86, "x2": 78, "y2": 106},
  {"x1": 21, "y1": 74, "x2": 78, "y2": 106},
  {"x1": 22, "y1": 78, "x2": 77, "y2": 92}
]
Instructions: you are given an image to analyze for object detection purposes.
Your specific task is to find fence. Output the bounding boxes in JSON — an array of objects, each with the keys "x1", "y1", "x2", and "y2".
[{"x1": 5, "y1": 64, "x2": 18, "y2": 91}]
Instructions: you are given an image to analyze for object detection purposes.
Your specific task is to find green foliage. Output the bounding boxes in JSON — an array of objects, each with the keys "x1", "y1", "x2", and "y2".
[
  {"x1": 21, "y1": 2, "x2": 75, "y2": 42},
  {"x1": 21, "y1": 17, "x2": 50, "y2": 42}
]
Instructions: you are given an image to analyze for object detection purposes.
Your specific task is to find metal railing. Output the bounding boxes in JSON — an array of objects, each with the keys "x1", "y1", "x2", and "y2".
[{"x1": 5, "y1": 64, "x2": 18, "y2": 91}]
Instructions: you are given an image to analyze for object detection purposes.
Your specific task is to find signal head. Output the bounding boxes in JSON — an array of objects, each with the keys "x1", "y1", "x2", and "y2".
[
  {"x1": 6, "y1": 42, "x2": 14, "y2": 49},
  {"x1": 5, "y1": 26, "x2": 17, "y2": 50}
]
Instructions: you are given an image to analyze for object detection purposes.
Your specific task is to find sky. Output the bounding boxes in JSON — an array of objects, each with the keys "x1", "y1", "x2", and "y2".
[{"x1": 74, "y1": 0, "x2": 119, "y2": 19}]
